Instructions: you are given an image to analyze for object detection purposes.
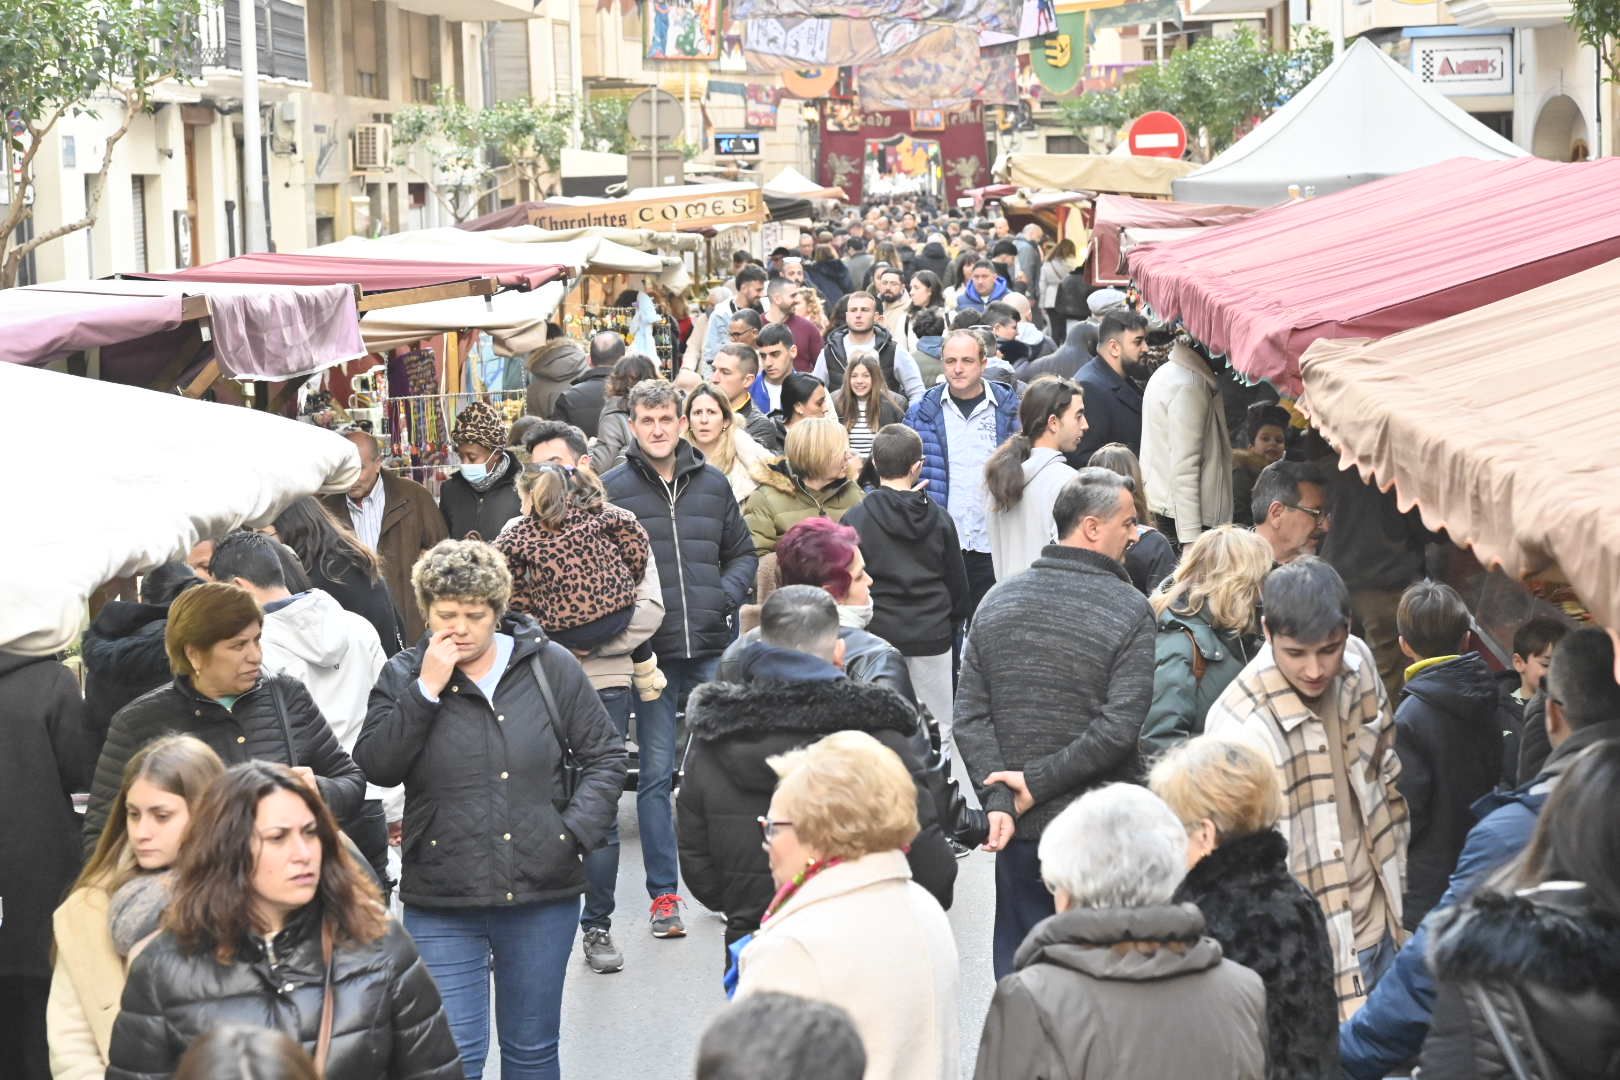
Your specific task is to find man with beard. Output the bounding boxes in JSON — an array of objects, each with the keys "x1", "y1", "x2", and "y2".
[
  {"x1": 764, "y1": 276, "x2": 823, "y2": 374},
  {"x1": 703, "y1": 264, "x2": 768, "y2": 369},
  {"x1": 1071, "y1": 308, "x2": 1149, "y2": 464},
  {"x1": 874, "y1": 265, "x2": 911, "y2": 345}
]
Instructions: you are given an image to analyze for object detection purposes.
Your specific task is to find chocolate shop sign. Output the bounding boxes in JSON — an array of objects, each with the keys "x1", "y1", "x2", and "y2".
[{"x1": 526, "y1": 189, "x2": 765, "y2": 232}]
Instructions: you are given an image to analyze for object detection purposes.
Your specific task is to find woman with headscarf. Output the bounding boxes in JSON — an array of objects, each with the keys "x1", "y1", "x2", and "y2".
[{"x1": 439, "y1": 402, "x2": 522, "y2": 542}]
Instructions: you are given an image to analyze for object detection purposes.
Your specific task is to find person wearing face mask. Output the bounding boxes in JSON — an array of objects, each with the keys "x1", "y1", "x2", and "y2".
[
  {"x1": 106, "y1": 762, "x2": 463, "y2": 1080},
  {"x1": 49, "y1": 736, "x2": 226, "y2": 1080},
  {"x1": 84, "y1": 583, "x2": 367, "y2": 858},
  {"x1": 439, "y1": 402, "x2": 523, "y2": 543},
  {"x1": 678, "y1": 586, "x2": 957, "y2": 973},
  {"x1": 742, "y1": 417, "x2": 865, "y2": 556}
]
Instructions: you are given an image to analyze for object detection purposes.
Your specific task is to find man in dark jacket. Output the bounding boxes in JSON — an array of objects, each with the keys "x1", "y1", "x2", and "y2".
[
  {"x1": 814, "y1": 291, "x2": 901, "y2": 394},
  {"x1": 904, "y1": 330, "x2": 1021, "y2": 632},
  {"x1": 324, "y1": 430, "x2": 448, "y2": 644},
  {"x1": 1020, "y1": 318, "x2": 1094, "y2": 382},
  {"x1": 1071, "y1": 308, "x2": 1149, "y2": 464},
  {"x1": 955, "y1": 467, "x2": 1155, "y2": 980},
  {"x1": 551, "y1": 330, "x2": 623, "y2": 439},
  {"x1": 0, "y1": 651, "x2": 92, "y2": 1080},
  {"x1": 677, "y1": 587, "x2": 956, "y2": 965},
  {"x1": 602, "y1": 380, "x2": 758, "y2": 938},
  {"x1": 1392, "y1": 581, "x2": 1507, "y2": 929},
  {"x1": 438, "y1": 401, "x2": 522, "y2": 543},
  {"x1": 80, "y1": 562, "x2": 199, "y2": 754},
  {"x1": 843, "y1": 424, "x2": 969, "y2": 755},
  {"x1": 712, "y1": 343, "x2": 782, "y2": 453},
  {"x1": 1339, "y1": 628, "x2": 1620, "y2": 1080}
]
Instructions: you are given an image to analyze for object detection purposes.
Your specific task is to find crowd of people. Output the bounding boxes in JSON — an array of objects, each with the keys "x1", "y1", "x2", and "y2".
[{"x1": 4, "y1": 195, "x2": 1620, "y2": 1080}]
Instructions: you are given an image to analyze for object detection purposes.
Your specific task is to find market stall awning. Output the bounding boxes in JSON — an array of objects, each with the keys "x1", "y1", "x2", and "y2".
[
  {"x1": 140, "y1": 251, "x2": 565, "y2": 293},
  {"x1": 0, "y1": 362, "x2": 360, "y2": 655},
  {"x1": 1298, "y1": 255, "x2": 1620, "y2": 629},
  {"x1": 359, "y1": 280, "x2": 569, "y2": 355},
  {"x1": 1174, "y1": 38, "x2": 1525, "y2": 206},
  {"x1": 764, "y1": 166, "x2": 848, "y2": 203},
  {"x1": 1000, "y1": 153, "x2": 1195, "y2": 197},
  {"x1": 3, "y1": 279, "x2": 367, "y2": 383},
  {"x1": 462, "y1": 182, "x2": 767, "y2": 234},
  {"x1": 307, "y1": 231, "x2": 671, "y2": 279},
  {"x1": 1091, "y1": 194, "x2": 1257, "y2": 279},
  {"x1": 1128, "y1": 156, "x2": 1620, "y2": 395}
]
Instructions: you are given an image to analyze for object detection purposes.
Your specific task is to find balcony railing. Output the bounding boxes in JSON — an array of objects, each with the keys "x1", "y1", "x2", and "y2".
[{"x1": 197, "y1": 0, "x2": 310, "y2": 82}]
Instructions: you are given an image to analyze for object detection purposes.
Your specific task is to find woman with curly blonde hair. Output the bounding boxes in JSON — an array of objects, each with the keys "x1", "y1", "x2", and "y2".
[
  {"x1": 793, "y1": 287, "x2": 829, "y2": 333},
  {"x1": 1138, "y1": 526, "x2": 1273, "y2": 757}
]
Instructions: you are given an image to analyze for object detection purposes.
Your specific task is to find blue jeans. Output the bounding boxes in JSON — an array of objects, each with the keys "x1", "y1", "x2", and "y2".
[
  {"x1": 581, "y1": 687, "x2": 632, "y2": 931},
  {"x1": 993, "y1": 835, "x2": 1054, "y2": 981},
  {"x1": 631, "y1": 655, "x2": 716, "y2": 901},
  {"x1": 404, "y1": 898, "x2": 580, "y2": 1080},
  {"x1": 1357, "y1": 929, "x2": 1398, "y2": 996}
]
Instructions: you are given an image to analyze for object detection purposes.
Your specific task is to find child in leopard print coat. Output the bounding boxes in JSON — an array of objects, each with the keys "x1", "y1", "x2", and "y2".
[{"x1": 495, "y1": 462, "x2": 665, "y2": 699}]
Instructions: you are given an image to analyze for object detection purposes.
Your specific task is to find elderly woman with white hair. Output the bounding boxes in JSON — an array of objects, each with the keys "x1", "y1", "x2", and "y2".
[{"x1": 973, "y1": 783, "x2": 1267, "y2": 1080}]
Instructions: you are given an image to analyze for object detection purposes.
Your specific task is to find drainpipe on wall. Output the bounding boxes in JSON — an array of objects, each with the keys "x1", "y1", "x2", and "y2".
[{"x1": 239, "y1": 0, "x2": 268, "y2": 252}]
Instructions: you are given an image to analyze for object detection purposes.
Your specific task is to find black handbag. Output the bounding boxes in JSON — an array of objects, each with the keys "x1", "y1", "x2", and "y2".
[{"x1": 529, "y1": 652, "x2": 581, "y2": 806}]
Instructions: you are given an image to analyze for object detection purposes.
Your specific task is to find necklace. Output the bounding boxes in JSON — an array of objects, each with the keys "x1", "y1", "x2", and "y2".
[{"x1": 762, "y1": 857, "x2": 843, "y2": 924}]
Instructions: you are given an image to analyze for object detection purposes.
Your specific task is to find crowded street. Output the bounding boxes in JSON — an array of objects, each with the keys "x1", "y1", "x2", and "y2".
[{"x1": 5, "y1": 1, "x2": 1620, "y2": 1079}]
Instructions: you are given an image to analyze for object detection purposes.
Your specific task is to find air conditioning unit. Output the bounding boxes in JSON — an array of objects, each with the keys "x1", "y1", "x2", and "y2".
[{"x1": 352, "y1": 122, "x2": 392, "y2": 172}]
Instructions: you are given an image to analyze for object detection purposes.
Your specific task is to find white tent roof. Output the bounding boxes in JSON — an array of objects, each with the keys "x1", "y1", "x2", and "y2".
[
  {"x1": 1173, "y1": 38, "x2": 1527, "y2": 206},
  {"x1": 0, "y1": 363, "x2": 360, "y2": 655},
  {"x1": 764, "y1": 166, "x2": 848, "y2": 202},
  {"x1": 359, "y1": 280, "x2": 568, "y2": 355}
]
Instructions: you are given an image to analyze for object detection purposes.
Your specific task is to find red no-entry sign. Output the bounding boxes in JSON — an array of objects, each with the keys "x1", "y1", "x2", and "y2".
[{"x1": 1128, "y1": 111, "x2": 1188, "y2": 159}]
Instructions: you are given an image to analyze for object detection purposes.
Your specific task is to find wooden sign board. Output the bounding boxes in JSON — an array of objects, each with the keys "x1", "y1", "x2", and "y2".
[{"x1": 526, "y1": 188, "x2": 765, "y2": 233}]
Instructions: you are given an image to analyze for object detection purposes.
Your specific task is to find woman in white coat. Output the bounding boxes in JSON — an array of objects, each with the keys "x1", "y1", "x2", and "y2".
[
  {"x1": 48, "y1": 735, "x2": 225, "y2": 1080},
  {"x1": 984, "y1": 376, "x2": 1088, "y2": 581},
  {"x1": 737, "y1": 731, "x2": 959, "y2": 1080}
]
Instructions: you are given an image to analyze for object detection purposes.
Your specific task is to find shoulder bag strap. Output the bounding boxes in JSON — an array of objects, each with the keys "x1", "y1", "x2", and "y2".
[
  {"x1": 1183, "y1": 629, "x2": 1207, "y2": 684},
  {"x1": 313, "y1": 919, "x2": 336, "y2": 1076},
  {"x1": 1468, "y1": 982, "x2": 1539, "y2": 1080},
  {"x1": 528, "y1": 651, "x2": 578, "y2": 793},
  {"x1": 267, "y1": 677, "x2": 298, "y2": 767}
]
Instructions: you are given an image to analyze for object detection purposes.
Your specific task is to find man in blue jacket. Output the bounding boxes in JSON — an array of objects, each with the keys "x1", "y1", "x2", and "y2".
[
  {"x1": 1339, "y1": 627, "x2": 1620, "y2": 1079},
  {"x1": 904, "y1": 329, "x2": 1020, "y2": 637},
  {"x1": 956, "y1": 259, "x2": 1011, "y2": 313}
]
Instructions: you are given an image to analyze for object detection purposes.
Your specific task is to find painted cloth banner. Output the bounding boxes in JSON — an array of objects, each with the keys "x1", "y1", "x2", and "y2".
[
  {"x1": 816, "y1": 105, "x2": 988, "y2": 203},
  {"x1": 646, "y1": 0, "x2": 722, "y2": 61},
  {"x1": 745, "y1": 85, "x2": 783, "y2": 128},
  {"x1": 732, "y1": 0, "x2": 1020, "y2": 33},
  {"x1": 857, "y1": 42, "x2": 1019, "y2": 108},
  {"x1": 743, "y1": 19, "x2": 970, "y2": 70}
]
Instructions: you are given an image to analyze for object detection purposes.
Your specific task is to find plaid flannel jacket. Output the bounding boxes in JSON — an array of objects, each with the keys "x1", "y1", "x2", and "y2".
[{"x1": 1204, "y1": 634, "x2": 1410, "y2": 1019}]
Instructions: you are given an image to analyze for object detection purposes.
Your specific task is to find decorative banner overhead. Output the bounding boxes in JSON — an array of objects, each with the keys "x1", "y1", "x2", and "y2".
[
  {"x1": 646, "y1": 1, "x2": 722, "y2": 61},
  {"x1": 817, "y1": 105, "x2": 988, "y2": 204},
  {"x1": 781, "y1": 66, "x2": 841, "y2": 97},
  {"x1": 980, "y1": 0, "x2": 1059, "y2": 45},
  {"x1": 745, "y1": 85, "x2": 784, "y2": 128},
  {"x1": 744, "y1": 19, "x2": 970, "y2": 71},
  {"x1": 527, "y1": 189, "x2": 766, "y2": 233},
  {"x1": 1032, "y1": 9, "x2": 1087, "y2": 95},
  {"x1": 857, "y1": 43, "x2": 1019, "y2": 109},
  {"x1": 716, "y1": 19, "x2": 748, "y2": 72},
  {"x1": 733, "y1": 0, "x2": 1021, "y2": 33},
  {"x1": 912, "y1": 109, "x2": 946, "y2": 130}
]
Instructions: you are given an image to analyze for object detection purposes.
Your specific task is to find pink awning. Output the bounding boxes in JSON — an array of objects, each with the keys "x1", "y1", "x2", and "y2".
[
  {"x1": 1127, "y1": 157, "x2": 1620, "y2": 394},
  {"x1": 140, "y1": 252, "x2": 565, "y2": 292},
  {"x1": 1092, "y1": 194, "x2": 1257, "y2": 280},
  {"x1": 0, "y1": 289, "x2": 185, "y2": 366}
]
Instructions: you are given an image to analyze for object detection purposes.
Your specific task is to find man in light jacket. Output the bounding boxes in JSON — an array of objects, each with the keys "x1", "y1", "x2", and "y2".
[{"x1": 1139, "y1": 338, "x2": 1233, "y2": 549}]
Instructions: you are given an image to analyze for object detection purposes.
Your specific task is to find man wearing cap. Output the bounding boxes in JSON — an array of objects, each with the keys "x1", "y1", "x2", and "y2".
[{"x1": 438, "y1": 401, "x2": 523, "y2": 542}]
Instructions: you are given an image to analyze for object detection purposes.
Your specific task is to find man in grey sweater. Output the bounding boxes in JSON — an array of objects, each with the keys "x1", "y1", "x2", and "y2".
[{"x1": 955, "y1": 467, "x2": 1156, "y2": 979}]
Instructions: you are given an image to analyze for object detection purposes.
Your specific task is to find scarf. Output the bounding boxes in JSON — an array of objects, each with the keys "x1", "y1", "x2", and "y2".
[
  {"x1": 109, "y1": 870, "x2": 174, "y2": 957},
  {"x1": 465, "y1": 448, "x2": 513, "y2": 494}
]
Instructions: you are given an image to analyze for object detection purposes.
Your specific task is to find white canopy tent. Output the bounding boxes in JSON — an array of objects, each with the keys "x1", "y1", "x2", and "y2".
[
  {"x1": 358, "y1": 280, "x2": 569, "y2": 354},
  {"x1": 1173, "y1": 38, "x2": 1526, "y2": 206},
  {"x1": 0, "y1": 363, "x2": 360, "y2": 655},
  {"x1": 764, "y1": 166, "x2": 848, "y2": 202}
]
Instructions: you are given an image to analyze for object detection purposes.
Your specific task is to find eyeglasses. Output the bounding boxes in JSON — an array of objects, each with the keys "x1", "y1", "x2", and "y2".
[
  {"x1": 1284, "y1": 502, "x2": 1330, "y2": 523},
  {"x1": 756, "y1": 816, "x2": 794, "y2": 843}
]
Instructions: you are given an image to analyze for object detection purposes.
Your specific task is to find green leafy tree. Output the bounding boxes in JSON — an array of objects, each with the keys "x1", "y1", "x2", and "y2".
[
  {"x1": 1568, "y1": 0, "x2": 1620, "y2": 81},
  {"x1": 0, "y1": 0, "x2": 202, "y2": 286},
  {"x1": 393, "y1": 88, "x2": 573, "y2": 222},
  {"x1": 580, "y1": 96, "x2": 631, "y2": 154},
  {"x1": 1059, "y1": 26, "x2": 1332, "y2": 160}
]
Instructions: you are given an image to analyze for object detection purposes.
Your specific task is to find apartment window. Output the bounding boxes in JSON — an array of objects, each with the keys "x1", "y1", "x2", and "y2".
[
  {"x1": 130, "y1": 176, "x2": 151, "y2": 273},
  {"x1": 407, "y1": 12, "x2": 434, "y2": 101},
  {"x1": 413, "y1": 77, "x2": 432, "y2": 102},
  {"x1": 1045, "y1": 134, "x2": 1086, "y2": 154},
  {"x1": 349, "y1": 0, "x2": 380, "y2": 97},
  {"x1": 551, "y1": 21, "x2": 573, "y2": 99},
  {"x1": 356, "y1": 70, "x2": 378, "y2": 97}
]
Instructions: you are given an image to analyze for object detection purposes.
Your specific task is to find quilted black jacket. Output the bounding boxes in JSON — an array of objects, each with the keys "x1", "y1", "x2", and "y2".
[
  {"x1": 80, "y1": 600, "x2": 175, "y2": 754},
  {"x1": 676, "y1": 642, "x2": 956, "y2": 950},
  {"x1": 108, "y1": 906, "x2": 461, "y2": 1080},
  {"x1": 86, "y1": 675, "x2": 366, "y2": 855},
  {"x1": 355, "y1": 616, "x2": 627, "y2": 908},
  {"x1": 601, "y1": 440, "x2": 758, "y2": 661}
]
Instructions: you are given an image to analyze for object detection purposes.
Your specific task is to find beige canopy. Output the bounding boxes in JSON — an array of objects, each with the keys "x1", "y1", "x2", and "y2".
[
  {"x1": 1298, "y1": 256, "x2": 1620, "y2": 629},
  {"x1": 999, "y1": 153, "x2": 1195, "y2": 197}
]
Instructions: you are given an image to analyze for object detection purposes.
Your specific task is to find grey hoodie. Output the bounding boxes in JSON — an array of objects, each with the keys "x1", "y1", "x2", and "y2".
[{"x1": 524, "y1": 337, "x2": 588, "y2": 418}]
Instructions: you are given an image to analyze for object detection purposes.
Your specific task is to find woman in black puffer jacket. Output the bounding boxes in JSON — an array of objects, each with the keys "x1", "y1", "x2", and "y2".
[
  {"x1": 107, "y1": 761, "x2": 461, "y2": 1080},
  {"x1": 355, "y1": 540, "x2": 627, "y2": 1080},
  {"x1": 80, "y1": 561, "x2": 200, "y2": 753},
  {"x1": 1421, "y1": 739, "x2": 1620, "y2": 1080},
  {"x1": 1150, "y1": 735, "x2": 1339, "y2": 1080},
  {"x1": 85, "y1": 583, "x2": 367, "y2": 857}
]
